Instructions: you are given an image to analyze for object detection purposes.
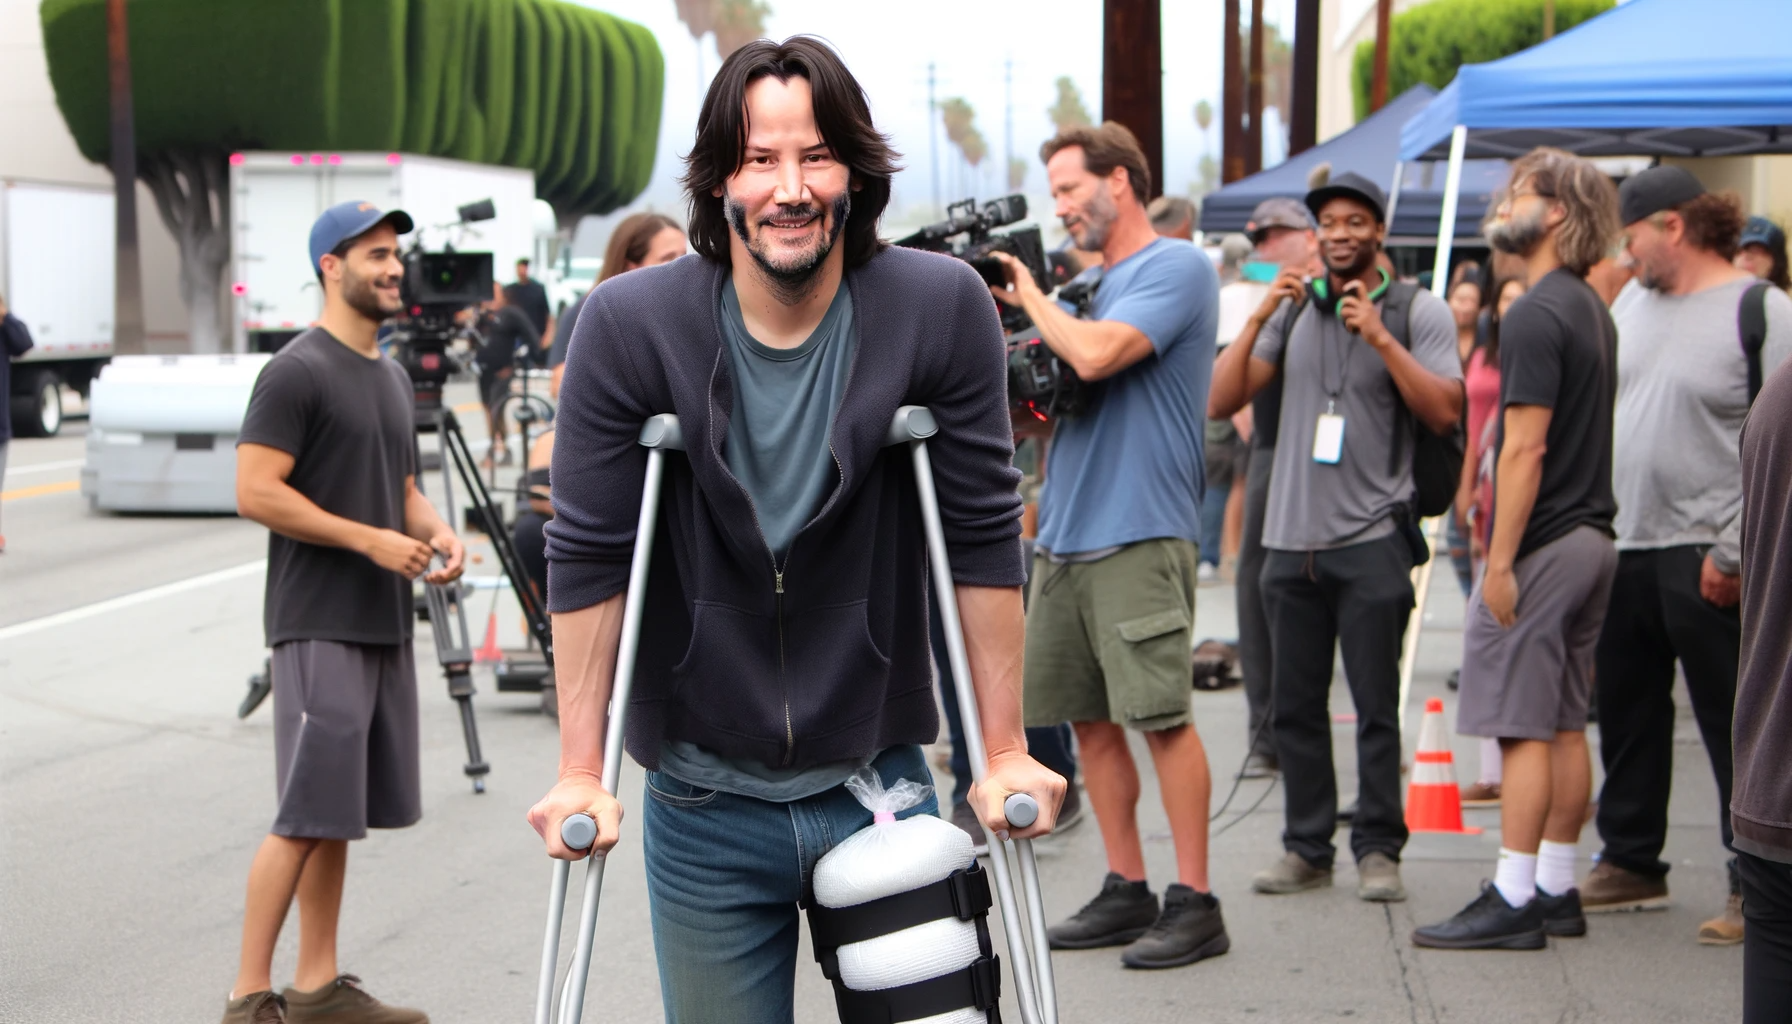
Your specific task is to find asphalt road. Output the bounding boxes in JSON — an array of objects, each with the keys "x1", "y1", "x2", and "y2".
[{"x1": 0, "y1": 391, "x2": 1743, "y2": 1023}]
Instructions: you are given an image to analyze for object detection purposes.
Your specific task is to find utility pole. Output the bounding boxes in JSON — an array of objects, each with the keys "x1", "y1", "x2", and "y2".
[
  {"x1": 1371, "y1": 0, "x2": 1392, "y2": 112},
  {"x1": 1004, "y1": 55, "x2": 1014, "y2": 194},
  {"x1": 1543, "y1": 0, "x2": 1556, "y2": 39},
  {"x1": 1290, "y1": 0, "x2": 1320, "y2": 154},
  {"x1": 1222, "y1": 0, "x2": 1245, "y2": 183},
  {"x1": 107, "y1": 0, "x2": 145, "y2": 355},
  {"x1": 1245, "y1": 0, "x2": 1265, "y2": 175},
  {"x1": 927, "y1": 61, "x2": 940, "y2": 217},
  {"x1": 1101, "y1": 0, "x2": 1163, "y2": 199}
]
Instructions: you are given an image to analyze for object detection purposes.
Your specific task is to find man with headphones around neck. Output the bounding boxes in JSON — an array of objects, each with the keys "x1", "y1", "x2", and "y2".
[{"x1": 1209, "y1": 172, "x2": 1464, "y2": 904}]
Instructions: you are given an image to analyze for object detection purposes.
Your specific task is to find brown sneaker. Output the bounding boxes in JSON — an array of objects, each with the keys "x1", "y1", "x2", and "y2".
[
  {"x1": 282, "y1": 975, "x2": 428, "y2": 1024},
  {"x1": 221, "y1": 991, "x2": 286, "y2": 1024},
  {"x1": 1251, "y1": 851, "x2": 1333, "y2": 894},
  {"x1": 1579, "y1": 861, "x2": 1670, "y2": 913},
  {"x1": 1460, "y1": 781, "x2": 1501, "y2": 807},
  {"x1": 1698, "y1": 893, "x2": 1745, "y2": 946}
]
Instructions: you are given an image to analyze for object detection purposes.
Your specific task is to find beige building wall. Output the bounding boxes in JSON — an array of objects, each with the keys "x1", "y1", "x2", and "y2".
[
  {"x1": 1663, "y1": 156, "x2": 1792, "y2": 232},
  {"x1": 1317, "y1": 0, "x2": 1435, "y2": 144},
  {"x1": 1, "y1": 0, "x2": 189, "y2": 349}
]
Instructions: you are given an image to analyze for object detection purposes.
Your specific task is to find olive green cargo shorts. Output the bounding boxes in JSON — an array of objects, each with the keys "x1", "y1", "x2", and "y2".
[{"x1": 1022, "y1": 538, "x2": 1196, "y2": 732}]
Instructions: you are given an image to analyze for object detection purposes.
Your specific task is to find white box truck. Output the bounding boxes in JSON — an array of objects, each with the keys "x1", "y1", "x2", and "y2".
[
  {"x1": 1, "y1": 180, "x2": 115, "y2": 437},
  {"x1": 229, "y1": 151, "x2": 543, "y2": 354}
]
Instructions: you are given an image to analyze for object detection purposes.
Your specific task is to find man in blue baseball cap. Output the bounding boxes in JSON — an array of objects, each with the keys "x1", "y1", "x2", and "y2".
[{"x1": 223, "y1": 201, "x2": 457, "y2": 1024}]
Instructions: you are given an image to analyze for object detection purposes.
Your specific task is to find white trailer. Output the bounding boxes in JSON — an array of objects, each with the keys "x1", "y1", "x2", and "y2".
[
  {"x1": 1, "y1": 180, "x2": 116, "y2": 437},
  {"x1": 229, "y1": 151, "x2": 541, "y2": 353}
]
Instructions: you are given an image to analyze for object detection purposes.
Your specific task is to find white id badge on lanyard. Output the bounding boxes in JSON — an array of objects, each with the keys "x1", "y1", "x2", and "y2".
[{"x1": 1313, "y1": 402, "x2": 1345, "y2": 464}]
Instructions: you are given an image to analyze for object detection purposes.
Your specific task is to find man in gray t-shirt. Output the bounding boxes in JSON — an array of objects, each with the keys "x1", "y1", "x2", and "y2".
[
  {"x1": 1207, "y1": 172, "x2": 1463, "y2": 901},
  {"x1": 1584, "y1": 170, "x2": 1792, "y2": 938}
]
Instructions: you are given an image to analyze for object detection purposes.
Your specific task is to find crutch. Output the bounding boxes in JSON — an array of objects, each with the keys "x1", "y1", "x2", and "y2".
[
  {"x1": 888, "y1": 404, "x2": 1058, "y2": 1024},
  {"x1": 533, "y1": 414, "x2": 682, "y2": 1024}
]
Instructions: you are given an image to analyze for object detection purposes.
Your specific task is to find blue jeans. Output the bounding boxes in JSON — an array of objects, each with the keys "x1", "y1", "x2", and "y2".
[
  {"x1": 641, "y1": 745, "x2": 939, "y2": 1024},
  {"x1": 1198, "y1": 479, "x2": 1229, "y2": 568}
]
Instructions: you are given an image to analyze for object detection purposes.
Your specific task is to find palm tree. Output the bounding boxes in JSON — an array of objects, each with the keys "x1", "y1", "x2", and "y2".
[
  {"x1": 1046, "y1": 76, "x2": 1092, "y2": 133},
  {"x1": 674, "y1": 0, "x2": 772, "y2": 89}
]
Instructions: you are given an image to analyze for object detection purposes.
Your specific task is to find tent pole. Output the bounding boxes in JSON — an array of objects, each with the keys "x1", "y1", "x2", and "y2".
[
  {"x1": 1429, "y1": 125, "x2": 1468, "y2": 297},
  {"x1": 1384, "y1": 159, "x2": 1406, "y2": 235}
]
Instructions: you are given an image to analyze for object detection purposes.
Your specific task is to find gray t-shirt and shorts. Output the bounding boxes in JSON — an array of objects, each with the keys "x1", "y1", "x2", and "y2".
[
  {"x1": 237, "y1": 328, "x2": 424, "y2": 840},
  {"x1": 1457, "y1": 269, "x2": 1620, "y2": 741},
  {"x1": 655, "y1": 279, "x2": 891, "y2": 802}
]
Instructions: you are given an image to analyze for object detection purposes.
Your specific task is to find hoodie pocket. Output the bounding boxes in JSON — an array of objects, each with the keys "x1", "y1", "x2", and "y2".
[
  {"x1": 783, "y1": 599, "x2": 893, "y2": 741},
  {"x1": 669, "y1": 601, "x2": 785, "y2": 742}
]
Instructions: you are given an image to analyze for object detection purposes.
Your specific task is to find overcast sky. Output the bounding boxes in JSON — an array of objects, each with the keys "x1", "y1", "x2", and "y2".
[{"x1": 573, "y1": 0, "x2": 1300, "y2": 252}]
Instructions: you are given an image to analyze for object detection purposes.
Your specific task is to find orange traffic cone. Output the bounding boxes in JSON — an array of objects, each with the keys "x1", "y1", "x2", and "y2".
[
  {"x1": 474, "y1": 610, "x2": 503, "y2": 664},
  {"x1": 1407, "y1": 698, "x2": 1482, "y2": 834}
]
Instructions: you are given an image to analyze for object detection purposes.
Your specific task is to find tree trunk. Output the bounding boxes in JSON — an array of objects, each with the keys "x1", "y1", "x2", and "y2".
[
  {"x1": 1289, "y1": 0, "x2": 1320, "y2": 154},
  {"x1": 1246, "y1": 0, "x2": 1265, "y2": 174},
  {"x1": 1100, "y1": 0, "x2": 1163, "y2": 200},
  {"x1": 141, "y1": 149, "x2": 231, "y2": 354},
  {"x1": 107, "y1": 0, "x2": 145, "y2": 355},
  {"x1": 1371, "y1": 0, "x2": 1392, "y2": 112}
]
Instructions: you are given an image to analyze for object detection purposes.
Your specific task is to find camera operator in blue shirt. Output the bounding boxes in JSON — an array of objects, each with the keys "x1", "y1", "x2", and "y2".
[{"x1": 990, "y1": 120, "x2": 1226, "y2": 970}]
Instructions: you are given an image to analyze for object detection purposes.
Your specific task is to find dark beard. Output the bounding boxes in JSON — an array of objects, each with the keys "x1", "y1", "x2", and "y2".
[
  {"x1": 1488, "y1": 206, "x2": 1547, "y2": 257},
  {"x1": 1064, "y1": 190, "x2": 1118, "y2": 252},
  {"x1": 725, "y1": 191, "x2": 852, "y2": 305},
  {"x1": 341, "y1": 266, "x2": 398, "y2": 323}
]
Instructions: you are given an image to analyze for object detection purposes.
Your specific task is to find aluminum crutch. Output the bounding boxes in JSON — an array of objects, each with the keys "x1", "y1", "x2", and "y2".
[
  {"x1": 887, "y1": 405, "x2": 1060, "y2": 1024},
  {"x1": 534, "y1": 414, "x2": 684, "y2": 1024}
]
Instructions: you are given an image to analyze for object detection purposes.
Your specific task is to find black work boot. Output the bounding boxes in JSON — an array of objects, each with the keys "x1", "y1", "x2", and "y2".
[
  {"x1": 1047, "y1": 872, "x2": 1160, "y2": 949},
  {"x1": 1120, "y1": 885, "x2": 1231, "y2": 969},
  {"x1": 1411, "y1": 883, "x2": 1548, "y2": 950},
  {"x1": 1535, "y1": 887, "x2": 1588, "y2": 937}
]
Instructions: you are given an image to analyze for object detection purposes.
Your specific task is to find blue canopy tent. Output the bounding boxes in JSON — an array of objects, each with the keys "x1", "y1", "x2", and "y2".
[
  {"x1": 1201, "y1": 85, "x2": 1508, "y2": 244},
  {"x1": 1398, "y1": 0, "x2": 1792, "y2": 295}
]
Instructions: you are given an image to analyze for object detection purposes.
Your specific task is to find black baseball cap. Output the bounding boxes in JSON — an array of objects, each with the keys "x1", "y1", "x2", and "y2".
[
  {"x1": 308, "y1": 201, "x2": 414, "y2": 272},
  {"x1": 1618, "y1": 166, "x2": 1706, "y2": 227},
  {"x1": 1305, "y1": 171, "x2": 1387, "y2": 224}
]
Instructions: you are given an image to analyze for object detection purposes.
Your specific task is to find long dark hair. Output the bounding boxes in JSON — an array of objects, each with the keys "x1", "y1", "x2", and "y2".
[
  {"x1": 599, "y1": 212, "x2": 682, "y2": 285},
  {"x1": 681, "y1": 36, "x2": 900, "y2": 270},
  {"x1": 1483, "y1": 274, "x2": 1527, "y2": 366}
]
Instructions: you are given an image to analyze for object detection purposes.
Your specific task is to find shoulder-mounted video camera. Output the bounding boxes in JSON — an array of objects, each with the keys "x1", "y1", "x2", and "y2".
[
  {"x1": 389, "y1": 200, "x2": 498, "y2": 413},
  {"x1": 894, "y1": 195, "x2": 1091, "y2": 423}
]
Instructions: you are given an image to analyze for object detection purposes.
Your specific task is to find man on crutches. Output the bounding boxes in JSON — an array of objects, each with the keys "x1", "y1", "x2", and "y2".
[{"x1": 528, "y1": 35, "x2": 1064, "y2": 1024}]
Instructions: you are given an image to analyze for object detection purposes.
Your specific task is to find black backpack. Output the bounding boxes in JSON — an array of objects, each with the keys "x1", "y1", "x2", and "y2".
[
  {"x1": 1381, "y1": 281, "x2": 1466, "y2": 521},
  {"x1": 1741, "y1": 281, "x2": 1771, "y2": 404}
]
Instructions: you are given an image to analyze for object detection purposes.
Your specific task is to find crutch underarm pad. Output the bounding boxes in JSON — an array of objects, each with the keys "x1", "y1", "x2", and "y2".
[
  {"x1": 830, "y1": 955, "x2": 1002, "y2": 1024},
  {"x1": 808, "y1": 863, "x2": 993, "y2": 955}
]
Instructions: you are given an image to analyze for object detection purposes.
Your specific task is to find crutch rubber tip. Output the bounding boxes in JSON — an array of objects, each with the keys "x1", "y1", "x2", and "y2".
[
  {"x1": 561, "y1": 813, "x2": 597, "y2": 851},
  {"x1": 1003, "y1": 793, "x2": 1039, "y2": 829}
]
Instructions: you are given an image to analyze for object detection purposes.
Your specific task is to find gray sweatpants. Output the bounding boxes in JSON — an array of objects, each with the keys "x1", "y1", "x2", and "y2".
[
  {"x1": 271, "y1": 639, "x2": 422, "y2": 840},
  {"x1": 1236, "y1": 439, "x2": 1275, "y2": 758}
]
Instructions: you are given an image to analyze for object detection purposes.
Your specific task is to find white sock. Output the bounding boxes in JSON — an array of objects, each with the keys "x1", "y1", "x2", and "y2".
[
  {"x1": 1479, "y1": 737, "x2": 1503, "y2": 786},
  {"x1": 1494, "y1": 847, "x2": 1537, "y2": 907},
  {"x1": 1537, "y1": 840, "x2": 1578, "y2": 896}
]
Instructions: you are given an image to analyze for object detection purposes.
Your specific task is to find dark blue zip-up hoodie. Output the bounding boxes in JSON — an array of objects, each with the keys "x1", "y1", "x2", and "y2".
[{"x1": 545, "y1": 245, "x2": 1026, "y2": 772}]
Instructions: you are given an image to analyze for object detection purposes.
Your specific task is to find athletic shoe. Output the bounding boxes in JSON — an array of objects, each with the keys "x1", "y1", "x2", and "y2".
[
  {"x1": 1356, "y1": 852, "x2": 1407, "y2": 902},
  {"x1": 1237, "y1": 751, "x2": 1278, "y2": 779},
  {"x1": 1411, "y1": 883, "x2": 1548, "y2": 951},
  {"x1": 1120, "y1": 886, "x2": 1230, "y2": 969},
  {"x1": 1579, "y1": 861, "x2": 1670, "y2": 913},
  {"x1": 1047, "y1": 873, "x2": 1160, "y2": 949},
  {"x1": 949, "y1": 800, "x2": 989, "y2": 857},
  {"x1": 1197, "y1": 562, "x2": 1219, "y2": 584},
  {"x1": 282, "y1": 975, "x2": 428, "y2": 1024},
  {"x1": 221, "y1": 991, "x2": 286, "y2": 1024},
  {"x1": 1535, "y1": 888, "x2": 1588, "y2": 937},
  {"x1": 1445, "y1": 667, "x2": 1460, "y2": 691},
  {"x1": 1251, "y1": 851, "x2": 1333, "y2": 894},
  {"x1": 1460, "y1": 781, "x2": 1502, "y2": 807},
  {"x1": 1698, "y1": 893, "x2": 1744, "y2": 946},
  {"x1": 1337, "y1": 799, "x2": 1358, "y2": 822}
]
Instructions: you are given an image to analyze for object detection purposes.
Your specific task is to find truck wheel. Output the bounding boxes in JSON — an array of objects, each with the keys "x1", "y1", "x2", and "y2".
[{"x1": 11, "y1": 369, "x2": 62, "y2": 438}]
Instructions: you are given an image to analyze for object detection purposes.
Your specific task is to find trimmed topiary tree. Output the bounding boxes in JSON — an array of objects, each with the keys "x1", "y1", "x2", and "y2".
[
  {"x1": 41, "y1": 0, "x2": 663, "y2": 353},
  {"x1": 1351, "y1": 0, "x2": 1614, "y2": 123}
]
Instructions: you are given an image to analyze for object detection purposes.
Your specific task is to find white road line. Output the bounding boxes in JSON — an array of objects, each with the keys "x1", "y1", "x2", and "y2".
[
  {"x1": 0, "y1": 559, "x2": 267, "y2": 642},
  {"x1": 3, "y1": 458, "x2": 85, "y2": 479}
]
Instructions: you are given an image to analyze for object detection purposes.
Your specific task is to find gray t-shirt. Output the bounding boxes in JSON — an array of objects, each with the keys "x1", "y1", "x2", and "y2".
[
  {"x1": 1253, "y1": 283, "x2": 1461, "y2": 551},
  {"x1": 1611, "y1": 276, "x2": 1792, "y2": 573},
  {"x1": 659, "y1": 278, "x2": 866, "y2": 801}
]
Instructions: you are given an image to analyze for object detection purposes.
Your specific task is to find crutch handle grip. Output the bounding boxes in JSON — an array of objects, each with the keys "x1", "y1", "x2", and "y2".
[
  {"x1": 561, "y1": 813, "x2": 597, "y2": 852},
  {"x1": 1003, "y1": 793, "x2": 1039, "y2": 829}
]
